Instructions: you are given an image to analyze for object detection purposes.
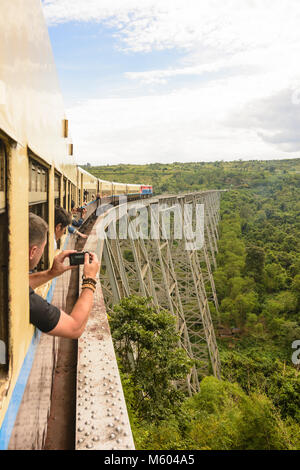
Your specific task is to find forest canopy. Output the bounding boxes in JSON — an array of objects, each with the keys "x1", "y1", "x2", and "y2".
[{"x1": 87, "y1": 157, "x2": 300, "y2": 450}]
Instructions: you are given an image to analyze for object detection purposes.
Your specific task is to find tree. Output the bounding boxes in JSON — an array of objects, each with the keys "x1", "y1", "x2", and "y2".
[
  {"x1": 292, "y1": 274, "x2": 300, "y2": 300},
  {"x1": 109, "y1": 296, "x2": 193, "y2": 421},
  {"x1": 181, "y1": 377, "x2": 298, "y2": 450},
  {"x1": 233, "y1": 291, "x2": 260, "y2": 326},
  {"x1": 244, "y1": 245, "x2": 265, "y2": 283},
  {"x1": 264, "y1": 263, "x2": 287, "y2": 292}
]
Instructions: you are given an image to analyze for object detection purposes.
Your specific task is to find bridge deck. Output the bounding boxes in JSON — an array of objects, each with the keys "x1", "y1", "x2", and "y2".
[{"x1": 75, "y1": 214, "x2": 135, "y2": 451}]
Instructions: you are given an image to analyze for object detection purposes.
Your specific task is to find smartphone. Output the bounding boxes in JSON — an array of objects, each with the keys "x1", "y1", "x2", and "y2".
[{"x1": 69, "y1": 251, "x2": 91, "y2": 266}]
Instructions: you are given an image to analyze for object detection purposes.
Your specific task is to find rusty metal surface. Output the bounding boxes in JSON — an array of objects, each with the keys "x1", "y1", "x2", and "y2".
[{"x1": 75, "y1": 217, "x2": 135, "y2": 451}]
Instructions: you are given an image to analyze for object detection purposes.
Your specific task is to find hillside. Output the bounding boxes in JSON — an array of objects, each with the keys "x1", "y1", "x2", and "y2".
[
  {"x1": 86, "y1": 158, "x2": 300, "y2": 449},
  {"x1": 82, "y1": 158, "x2": 300, "y2": 194}
]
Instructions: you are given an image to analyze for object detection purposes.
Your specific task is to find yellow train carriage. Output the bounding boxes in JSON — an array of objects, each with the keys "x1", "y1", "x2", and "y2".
[
  {"x1": 77, "y1": 166, "x2": 99, "y2": 205},
  {"x1": 0, "y1": 0, "x2": 152, "y2": 450},
  {"x1": 127, "y1": 183, "x2": 142, "y2": 201},
  {"x1": 127, "y1": 184, "x2": 141, "y2": 194},
  {"x1": 112, "y1": 182, "x2": 127, "y2": 205},
  {"x1": 0, "y1": 0, "x2": 79, "y2": 449},
  {"x1": 98, "y1": 179, "x2": 113, "y2": 201},
  {"x1": 113, "y1": 182, "x2": 127, "y2": 195}
]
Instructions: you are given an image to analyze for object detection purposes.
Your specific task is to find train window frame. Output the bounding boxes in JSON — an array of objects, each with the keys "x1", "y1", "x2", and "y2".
[
  {"x1": 0, "y1": 139, "x2": 8, "y2": 376},
  {"x1": 54, "y1": 171, "x2": 61, "y2": 208},
  {"x1": 63, "y1": 177, "x2": 67, "y2": 209},
  {"x1": 28, "y1": 152, "x2": 49, "y2": 271},
  {"x1": 67, "y1": 181, "x2": 71, "y2": 211},
  {"x1": 28, "y1": 153, "x2": 49, "y2": 205},
  {"x1": 0, "y1": 140, "x2": 5, "y2": 212},
  {"x1": 71, "y1": 183, "x2": 76, "y2": 208}
]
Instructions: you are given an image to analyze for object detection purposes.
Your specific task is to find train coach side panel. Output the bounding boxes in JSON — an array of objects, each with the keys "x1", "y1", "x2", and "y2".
[{"x1": 0, "y1": 0, "x2": 75, "y2": 176}]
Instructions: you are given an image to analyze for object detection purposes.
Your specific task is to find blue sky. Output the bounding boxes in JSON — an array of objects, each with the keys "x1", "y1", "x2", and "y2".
[
  {"x1": 42, "y1": 0, "x2": 300, "y2": 165},
  {"x1": 48, "y1": 22, "x2": 184, "y2": 105}
]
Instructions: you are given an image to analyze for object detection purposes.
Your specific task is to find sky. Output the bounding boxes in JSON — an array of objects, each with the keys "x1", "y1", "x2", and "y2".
[{"x1": 42, "y1": 0, "x2": 300, "y2": 166}]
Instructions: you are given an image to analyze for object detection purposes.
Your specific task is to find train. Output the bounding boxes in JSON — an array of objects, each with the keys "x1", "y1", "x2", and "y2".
[
  {"x1": 77, "y1": 166, "x2": 152, "y2": 206},
  {"x1": 0, "y1": 0, "x2": 152, "y2": 449}
]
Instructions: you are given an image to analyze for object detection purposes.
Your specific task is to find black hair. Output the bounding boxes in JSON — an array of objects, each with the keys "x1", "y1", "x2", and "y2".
[{"x1": 55, "y1": 207, "x2": 72, "y2": 229}]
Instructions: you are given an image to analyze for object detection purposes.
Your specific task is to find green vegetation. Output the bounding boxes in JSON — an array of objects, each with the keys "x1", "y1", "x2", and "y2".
[
  {"x1": 109, "y1": 296, "x2": 193, "y2": 422},
  {"x1": 110, "y1": 297, "x2": 299, "y2": 450},
  {"x1": 82, "y1": 158, "x2": 300, "y2": 195},
  {"x1": 102, "y1": 157, "x2": 300, "y2": 449}
]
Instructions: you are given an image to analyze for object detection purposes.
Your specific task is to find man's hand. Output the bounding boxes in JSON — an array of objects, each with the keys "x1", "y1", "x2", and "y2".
[
  {"x1": 77, "y1": 232, "x2": 88, "y2": 239},
  {"x1": 83, "y1": 252, "x2": 100, "y2": 280},
  {"x1": 50, "y1": 250, "x2": 78, "y2": 277},
  {"x1": 29, "y1": 250, "x2": 78, "y2": 289}
]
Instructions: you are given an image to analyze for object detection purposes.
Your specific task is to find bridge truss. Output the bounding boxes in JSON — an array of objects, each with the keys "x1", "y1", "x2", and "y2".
[{"x1": 99, "y1": 191, "x2": 223, "y2": 392}]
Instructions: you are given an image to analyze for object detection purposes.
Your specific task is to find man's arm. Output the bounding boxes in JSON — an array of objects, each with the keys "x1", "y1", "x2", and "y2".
[
  {"x1": 48, "y1": 289, "x2": 94, "y2": 339},
  {"x1": 47, "y1": 253, "x2": 100, "y2": 339},
  {"x1": 29, "y1": 250, "x2": 77, "y2": 289},
  {"x1": 68, "y1": 225, "x2": 88, "y2": 239}
]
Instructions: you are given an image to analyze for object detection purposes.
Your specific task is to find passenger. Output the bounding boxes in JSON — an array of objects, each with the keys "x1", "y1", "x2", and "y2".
[
  {"x1": 71, "y1": 205, "x2": 86, "y2": 228},
  {"x1": 71, "y1": 199, "x2": 87, "y2": 214},
  {"x1": 71, "y1": 200, "x2": 82, "y2": 218},
  {"x1": 55, "y1": 207, "x2": 87, "y2": 249},
  {"x1": 95, "y1": 193, "x2": 101, "y2": 209},
  {"x1": 29, "y1": 212, "x2": 100, "y2": 338}
]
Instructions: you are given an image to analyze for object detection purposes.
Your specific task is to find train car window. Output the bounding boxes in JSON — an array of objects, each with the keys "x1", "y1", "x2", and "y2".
[
  {"x1": 71, "y1": 183, "x2": 76, "y2": 207},
  {"x1": 88, "y1": 190, "x2": 96, "y2": 200},
  {"x1": 0, "y1": 141, "x2": 5, "y2": 214},
  {"x1": 80, "y1": 174, "x2": 83, "y2": 204},
  {"x1": 29, "y1": 158, "x2": 48, "y2": 203},
  {"x1": 29, "y1": 156, "x2": 49, "y2": 271},
  {"x1": 54, "y1": 172, "x2": 61, "y2": 207},
  {"x1": 29, "y1": 204, "x2": 49, "y2": 271},
  {"x1": 63, "y1": 178, "x2": 67, "y2": 209},
  {"x1": 0, "y1": 140, "x2": 8, "y2": 375},
  {"x1": 68, "y1": 181, "x2": 71, "y2": 211}
]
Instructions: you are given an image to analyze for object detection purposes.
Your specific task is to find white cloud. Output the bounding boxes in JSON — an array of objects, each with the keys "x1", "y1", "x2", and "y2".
[
  {"x1": 125, "y1": 42, "x2": 300, "y2": 88},
  {"x1": 43, "y1": 0, "x2": 300, "y2": 54},
  {"x1": 124, "y1": 59, "x2": 248, "y2": 85},
  {"x1": 228, "y1": 89, "x2": 300, "y2": 153},
  {"x1": 43, "y1": 0, "x2": 300, "y2": 162},
  {"x1": 67, "y1": 81, "x2": 299, "y2": 165}
]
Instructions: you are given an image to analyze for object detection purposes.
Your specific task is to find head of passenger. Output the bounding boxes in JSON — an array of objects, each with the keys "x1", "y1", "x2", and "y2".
[
  {"x1": 55, "y1": 207, "x2": 72, "y2": 241},
  {"x1": 29, "y1": 213, "x2": 48, "y2": 271}
]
